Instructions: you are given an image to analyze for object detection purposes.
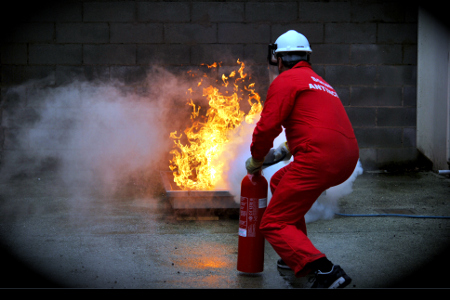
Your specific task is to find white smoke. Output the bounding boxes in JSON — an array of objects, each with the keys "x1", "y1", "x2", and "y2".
[
  {"x1": 216, "y1": 119, "x2": 255, "y2": 192},
  {"x1": 304, "y1": 159, "x2": 363, "y2": 223},
  {"x1": 0, "y1": 68, "x2": 195, "y2": 202},
  {"x1": 222, "y1": 126, "x2": 363, "y2": 224}
]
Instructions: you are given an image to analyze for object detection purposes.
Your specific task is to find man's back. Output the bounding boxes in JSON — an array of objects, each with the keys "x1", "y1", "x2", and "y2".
[{"x1": 252, "y1": 61, "x2": 356, "y2": 159}]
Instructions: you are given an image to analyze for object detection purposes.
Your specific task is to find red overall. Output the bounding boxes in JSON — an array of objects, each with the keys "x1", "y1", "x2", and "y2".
[{"x1": 250, "y1": 61, "x2": 359, "y2": 277}]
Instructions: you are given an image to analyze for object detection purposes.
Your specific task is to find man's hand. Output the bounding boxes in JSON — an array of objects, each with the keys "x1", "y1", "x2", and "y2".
[
  {"x1": 273, "y1": 142, "x2": 292, "y2": 161},
  {"x1": 245, "y1": 157, "x2": 264, "y2": 174}
]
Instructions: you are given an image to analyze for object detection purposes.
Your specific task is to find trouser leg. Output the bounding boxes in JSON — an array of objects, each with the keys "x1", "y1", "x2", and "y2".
[
  {"x1": 261, "y1": 161, "x2": 326, "y2": 277},
  {"x1": 262, "y1": 131, "x2": 359, "y2": 277}
]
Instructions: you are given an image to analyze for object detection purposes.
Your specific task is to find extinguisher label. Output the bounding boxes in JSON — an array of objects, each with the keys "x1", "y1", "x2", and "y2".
[
  {"x1": 259, "y1": 198, "x2": 267, "y2": 208},
  {"x1": 239, "y1": 228, "x2": 247, "y2": 237},
  {"x1": 239, "y1": 197, "x2": 267, "y2": 238}
]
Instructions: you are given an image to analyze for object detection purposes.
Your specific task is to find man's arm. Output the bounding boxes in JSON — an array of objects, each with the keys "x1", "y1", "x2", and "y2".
[{"x1": 250, "y1": 77, "x2": 296, "y2": 161}]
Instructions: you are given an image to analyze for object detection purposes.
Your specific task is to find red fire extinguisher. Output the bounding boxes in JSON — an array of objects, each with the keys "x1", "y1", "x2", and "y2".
[{"x1": 237, "y1": 170, "x2": 268, "y2": 273}]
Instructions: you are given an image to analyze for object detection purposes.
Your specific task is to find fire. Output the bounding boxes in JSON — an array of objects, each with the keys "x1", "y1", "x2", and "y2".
[{"x1": 169, "y1": 59, "x2": 262, "y2": 190}]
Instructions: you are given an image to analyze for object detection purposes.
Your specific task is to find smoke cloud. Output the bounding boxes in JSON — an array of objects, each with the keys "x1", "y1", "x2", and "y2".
[{"x1": 0, "y1": 67, "x2": 197, "y2": 203}]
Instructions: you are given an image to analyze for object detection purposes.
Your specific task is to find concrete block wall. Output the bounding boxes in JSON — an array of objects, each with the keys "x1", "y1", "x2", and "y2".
[{"x1": 0, "y1": 0, "x2": 419, "y2": 171}]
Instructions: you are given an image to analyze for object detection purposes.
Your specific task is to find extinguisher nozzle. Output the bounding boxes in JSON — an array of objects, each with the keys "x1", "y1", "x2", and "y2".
[{"x1": 262, "y1": 148, "x2": 286, "y2": 169}]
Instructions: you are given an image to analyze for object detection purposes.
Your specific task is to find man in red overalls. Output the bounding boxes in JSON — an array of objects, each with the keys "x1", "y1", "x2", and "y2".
[{"x1": 245, "y1": 30, "x2": 359, "y2": 288}]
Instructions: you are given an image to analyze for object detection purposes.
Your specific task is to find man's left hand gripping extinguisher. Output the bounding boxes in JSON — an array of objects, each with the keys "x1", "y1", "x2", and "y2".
[{"x1": 237, "y1": 170, "x2": 268, "y2": 273}]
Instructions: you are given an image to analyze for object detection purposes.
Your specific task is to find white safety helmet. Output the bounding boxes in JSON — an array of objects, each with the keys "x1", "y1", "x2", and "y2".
[{"x1": 268, "y1": 30, "x2": 312, "y2": 66}]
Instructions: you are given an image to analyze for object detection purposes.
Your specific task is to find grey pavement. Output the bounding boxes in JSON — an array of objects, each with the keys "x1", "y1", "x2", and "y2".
[{"x1": 1, "y1": 170, "x2": 449, "y2": 288}]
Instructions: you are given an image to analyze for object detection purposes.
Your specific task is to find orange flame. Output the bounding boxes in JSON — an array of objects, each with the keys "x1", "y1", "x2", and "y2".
[{"x1": 169, "y1": 59, "x2": 262, "y2": 190}]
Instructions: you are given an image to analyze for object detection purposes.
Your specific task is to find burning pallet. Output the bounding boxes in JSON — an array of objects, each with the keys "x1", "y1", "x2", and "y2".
[{"x1": 160, "y1": 171, "x2": 239, "y2": 220}]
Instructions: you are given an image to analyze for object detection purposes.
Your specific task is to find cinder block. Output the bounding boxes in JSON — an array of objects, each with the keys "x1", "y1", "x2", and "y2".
[
  {"x1": 403, "y1": 86, "x2": 416, "y2": 107},
  {"x1": 218, "y1": 23, "x2": 270, "y2": 44},
  {"x1": 377, "y1": 23, "x2": 417, "y2": 44},
  {"x1": 377, "y1": 148, "x2": 419, "y2": 166},
  {"x1": 137, "y1": 2, "x2": 190, "y2": 22},
  {"x1": 27, "y1": 2, "x2": 82, "y2": 22},
  {"x1": 403, "y1": 44, "x2": 418, "y2": 65},
  {"x1": 10, "y1": 23, "x2": 54, "y2": 43},
  {"x1": 351, "y1": 44, "x2": 402, "y2": 65},
  {"x1": 335, "y1": 87, "x2": 350, "y2": 106},
  {"x1": 110, "y1": 66, "x2": 148, "y2": 84},
  {"x1": 377, "y1": 65, "x2": 416, "y2": 86},
  {"x1": 242, "y1": 44, "x2": 266, "y2": 64},
  {"x1": 84, "y1": 2, "x2": 135, "y2": 22},
  {"x1": 354, "y1": 127, "x2": 402, "y2": 148},
  {"x1": 0, "y1": 44, "x2": 28, "y2": 64},
  {"x1": 82, "y1": 66, "x2": 110, "y2": 82},
  {"x1": 55, "y1": 65, "x2": 110, "y2": 84},
  {"x1": 299, "y1": 1, "x2": 351, "y2": 22},
  {"x1": 110, "y1": 23, "x2": 163, "y2": 43},
  {"x1": 377, "y1": 107, "x2": 416, "y2": 127},
  {"x1": 325, "y1": 23, "x2": 376, "y2": 44},
  {"x1": 350, "y1": 87, "x2": 402, "y2": 106},
  {"x1": 191, "y1": 44, "x2": 244, "y2": 65},
  {"x1": 1, "y1": 66, "x2": 55, "y2": 85},
  {"x1": 2, "y1": 66, "x2": 20, "y2": 85},
  {"x1": 312, "y1": 44, "x2": 350, "y2": 65},
  {"x1": 55, "y1": 66, "x2": 110, "y2": 85},
  {"x1": 192, "y1": 2, "x2": 244, "y2": 23},
  {"x1": 345, "y1": 107, "x2": 377, "y2": 127},
  {"x1": 358, "y1": 148, "x2": 377, "y2": 170},
  {"x1": 56, "y1": 23, "x2": 109, "y2": 43},
  {"x1": 351, "y1": 2, "x2": 405, "y2": 23},
  {"x1": 403, "y1": 127, "x2": 416, "y2": 148},
  {"x1": 137, "y1": 44, "x2": 190, "y2": 65},
  {"x1": 325, "y1": 65, "x2": 377, "y2": 86},
  {"x1": 55, "y1": 65, "x2": 85, "y2": 85},
  {"x1": 83, "y1": 45, "x2": 136, "y2": 65},
  {"x1": 165, "y1": 24, "x2": 217, "y2": 44},
  {"x1": 29, "y1": 44, "x2": 82, "y2": 65},
  {"x1": 311, "y1": 65, "x2": 325, "y2": 78},
  {"x1": 245, "y1": 2, "x2": 298, "y2": 22}
]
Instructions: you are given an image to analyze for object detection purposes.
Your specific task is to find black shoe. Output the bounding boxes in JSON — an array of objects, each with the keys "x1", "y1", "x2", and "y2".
[
  {"x1": 277, "y1": 258, "x2": 292, "y2": 270},
  {"x1": 310, "y1": 265, "x2": 352, "y2": 288}
]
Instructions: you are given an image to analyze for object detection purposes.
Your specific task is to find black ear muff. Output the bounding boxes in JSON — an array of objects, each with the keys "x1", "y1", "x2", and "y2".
[{"x1": 268, "y1": 43, "x2": 278, "y2": 66}]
